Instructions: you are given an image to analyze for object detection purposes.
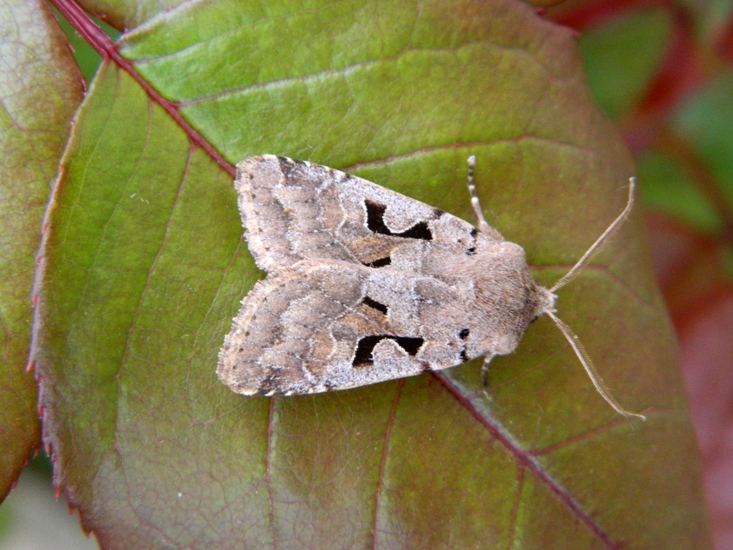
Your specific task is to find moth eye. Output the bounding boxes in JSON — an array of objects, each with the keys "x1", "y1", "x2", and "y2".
[
  {"x1": 362, "y1": 256, "x2": 391, "y2": 268},
  {"x1": 361, "y1": 296, "x2": 388, "y2": 315},
  {"x1": 364, "y1": 199, "x2": 433, "y2": 241},
  {"x1": 352, "y1": 335, "x2": 424, "y2": 366},
  {"x1": 459, "y1": 328, "x2": 470, "y2": 339},
  {"x1": 466, "y1": 247, "x2": 476, "y2": 255}
]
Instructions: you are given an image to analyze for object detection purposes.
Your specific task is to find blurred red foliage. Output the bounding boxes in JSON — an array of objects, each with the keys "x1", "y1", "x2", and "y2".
[{"x1": 550, "y1": 1, "x2": 733, "y2": 548}]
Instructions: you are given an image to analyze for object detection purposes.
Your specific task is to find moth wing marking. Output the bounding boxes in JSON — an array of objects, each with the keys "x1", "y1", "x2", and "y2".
[
  {"x1": 217, "y1": 259, "x2": 477, "y2": 395},
  {"x1": 235, "y1": 155, "x2": 501, "y2": 274}
]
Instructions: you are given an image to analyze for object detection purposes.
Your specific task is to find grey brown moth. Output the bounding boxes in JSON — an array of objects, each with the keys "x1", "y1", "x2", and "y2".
[{"x1": 218, "y1": 155, "x2": 644, "y2": 419}]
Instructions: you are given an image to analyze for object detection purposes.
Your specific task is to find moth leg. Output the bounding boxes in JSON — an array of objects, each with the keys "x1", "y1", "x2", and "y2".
[
  {"x1": 481, "y1": 353, "x2": 496, "y2": 391},
  {"x1": 466, "y1": 156, "x2": 503, "y2": 240}
]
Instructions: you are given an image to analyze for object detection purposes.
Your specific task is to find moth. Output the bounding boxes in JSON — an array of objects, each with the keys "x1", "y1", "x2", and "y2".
[{"x1": 218, "y1": 155, "x2": 644, "y2": 419}]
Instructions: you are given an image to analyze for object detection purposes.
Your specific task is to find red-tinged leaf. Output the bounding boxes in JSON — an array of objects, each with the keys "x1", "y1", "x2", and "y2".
[
  {"x1": 0, "y1": 0, "x2": 83, "y2": 500},
  {"x1": 679, "y1": 291, "x2": 733, "y2": 550},
  {"x1": 32, "y1": 0, "x2": 712, "y2": 547}
]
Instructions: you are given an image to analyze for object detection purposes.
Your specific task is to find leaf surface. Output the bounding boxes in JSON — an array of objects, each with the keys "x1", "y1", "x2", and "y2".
[
  {"x1": 33, "y1": 0, "x2": 711, "y2": 547},
  {"x1": 0, "y1": 0, "x2": 83, "y2": 499}
]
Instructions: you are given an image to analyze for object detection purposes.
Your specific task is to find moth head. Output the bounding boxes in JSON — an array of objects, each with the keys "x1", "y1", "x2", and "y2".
[
  {"x1": 534, "y1": 286, "x2": 557, "y2": 320},
  {"x1": 468, "y1": 158, "x2": 642, "y2": 419}
]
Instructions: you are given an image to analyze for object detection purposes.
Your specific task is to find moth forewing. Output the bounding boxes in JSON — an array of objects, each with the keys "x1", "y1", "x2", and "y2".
[{"x1": 218, "y1": 155, "x2": 643, "y2": 420}]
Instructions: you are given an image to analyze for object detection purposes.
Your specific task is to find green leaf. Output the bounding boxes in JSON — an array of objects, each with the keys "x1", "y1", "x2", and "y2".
[
  {"x1": 673, "y1": 71, "x2": 733, "y2": 208},
  {"x1": 637, "y1": 151, "x2": 722, "y2": 234},
  {"x1": 0, "y1": 0, "x2": 83, "y2": 500},
  {"x1": 579, "y1": 8, "x2": 673, "y2": 120},
  {"x1": 31, "y1": 0, "x2": 711, "y2": 547},
  {"x1": 51, "y1": 7, "x2": 119, "y2": 82}
]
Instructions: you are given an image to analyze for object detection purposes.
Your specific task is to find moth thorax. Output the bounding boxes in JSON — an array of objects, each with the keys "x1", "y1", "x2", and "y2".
[
  {"x1": 472, "y1": 243, "x2": 535, "y2": 305},
  {"x1": 466, "y1": 248, "x2": 540, "y2": 355}
]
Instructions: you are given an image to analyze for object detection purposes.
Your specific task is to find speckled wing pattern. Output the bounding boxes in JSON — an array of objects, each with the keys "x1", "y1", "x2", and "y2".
[
  {"x1": 234, "y1": 155, "x2": 492, "y2": 274},
  {"x1": 218, "y1": 155, "x2": 542, "y2": 396}
]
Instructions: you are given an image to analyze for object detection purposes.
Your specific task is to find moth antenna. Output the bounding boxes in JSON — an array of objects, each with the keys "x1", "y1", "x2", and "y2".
[
  {"x1": 466, "y1": 155, "x2": 492, "y2": 234},
  {"x1": 545, "y1": 310, "x2": 646, "y2": 420},
  {"x1": 481, "y1": 353, "x2": 496, "y2": 390},
  {"x1": 550, "y1": 178, "x2": 635, "y2": 293},
  {"x1": 466, "y1": 156, "x2": 504, "y2": 240}
]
